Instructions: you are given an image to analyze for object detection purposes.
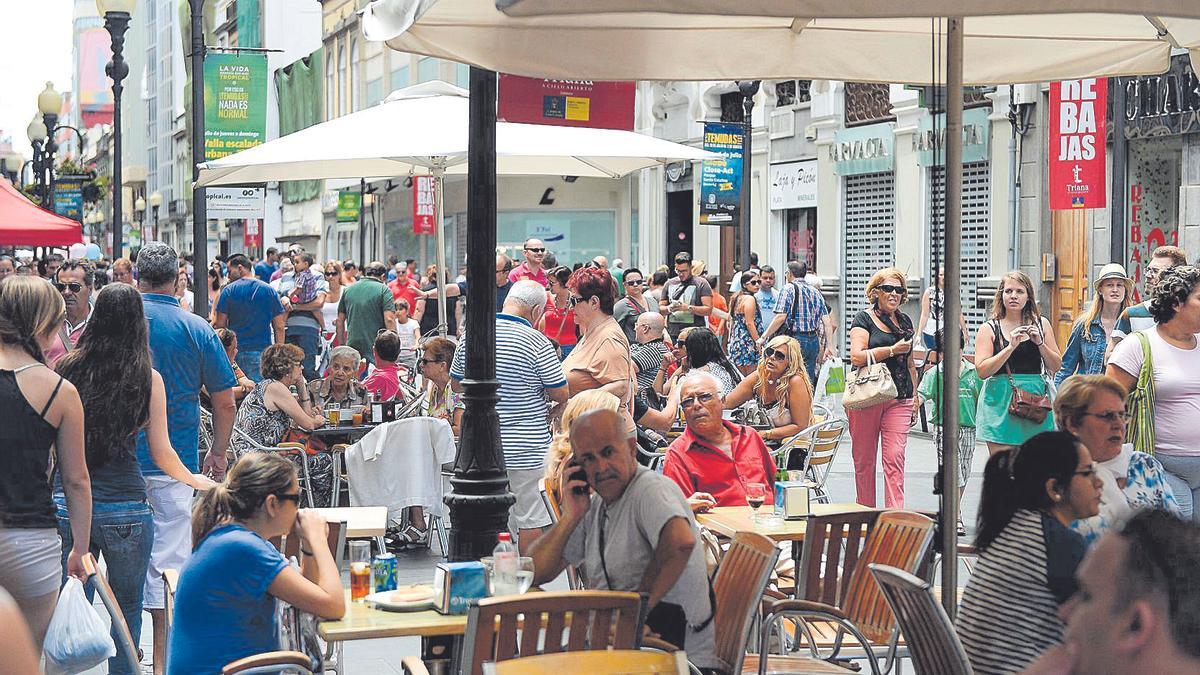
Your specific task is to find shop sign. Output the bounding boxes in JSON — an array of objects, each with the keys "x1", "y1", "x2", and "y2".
[
  {"x1": 830, "y1": 123, "x2": 894, "y2": 176},
  {"x1": 206, "y1": 187, "x2": 266, "y2": 219},
  {"x1": 1126, "y1": 138, "x2": 1181, "y2": 302},
  {"x1": 203, "y1": 53, "x2": 268, "y2": 161},
  {"x1": 769, "y1": 160, "x2": 818, "y2": 210},
  {"x1": 53, "y1": 176, "x2": 86, "y2": 222},
  {"x1": 336, "y1": 191, "x2": 361, "y2": 223},
  {"x1": 244, "y1": 218, "x2": 262, "y2": 248},
  {"x1": 914, "y1": 107, "x2": 991, "y2": 167},
  {"x1": 1049, "y1": 79, "x2": 1107, "y2": 210},
  {"x1": 413, "y1": 176, "x2": 436, "y2": 235},
  {"x1": 699, "y1": 122, "x2": 744, "y2": 227},
  {"x1": 1120, "y1": 55, "x2": 1200, "y2": 139},
  {"x1": 498, "y1": 75, "x2": 635, "y2": 131}
]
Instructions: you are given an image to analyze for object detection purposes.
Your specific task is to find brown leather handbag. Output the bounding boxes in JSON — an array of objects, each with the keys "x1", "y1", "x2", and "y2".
[{"x1": 1005, "y1": 364, "x2": 1052, "y2": 423}]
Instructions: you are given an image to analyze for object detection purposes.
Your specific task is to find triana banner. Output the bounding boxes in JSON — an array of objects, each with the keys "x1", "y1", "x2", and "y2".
[
  {"x1": 413, "y1": 176, "x2": 436, "y2": 235},
  {"x1": 498, "y1": 75, "x2": 635, "y2": 131},
  {"x1": 203, "y1": 53, "x2": 268, "y2": 161},
  {"x1": 699, "y1": 122, "x2": 744, "y2": 227},
  {"x1": 1049, "y1": 78, "x2": 1107, "y2": 210},
  {"x1": 336, "y1": 191, "x2": 361, "y2": 222}
]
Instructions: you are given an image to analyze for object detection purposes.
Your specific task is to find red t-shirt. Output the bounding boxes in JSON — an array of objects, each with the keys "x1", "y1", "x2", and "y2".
[
  {"x1": 363, "y1": 363, "x2": 403, "y2": 402},
  {"x1": 540, "y1": 300, "x2": 578, "y2": 347},
  {"x1": 388, "y1": 278, "x2": 423, "y2": 312},
  {"x1": 663, "y1": 421, "x2": 777, "y2": 506}
]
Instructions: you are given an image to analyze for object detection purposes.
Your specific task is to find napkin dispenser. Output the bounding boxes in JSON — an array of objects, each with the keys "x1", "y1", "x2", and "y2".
[
  {"x1": 432, "y1": 561, "x2": 487, "y2": 615},
  {"x1": 773, "y1": 480, "x2": 814, "y2": 520}
]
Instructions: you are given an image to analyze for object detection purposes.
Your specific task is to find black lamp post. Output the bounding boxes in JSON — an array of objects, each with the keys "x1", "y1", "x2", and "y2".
[
  {"x1": 736, "y1": 80, "x2": 760, "y2": 273},
  {"x1": 99, "y1": 0, "x2": 135, "y2": 261},
  {"x1": 149, "y1": 191, "x2": 163, "y2": 243},
  {"x1": 27, "y1": 116, "x2": 47, "y2": 204},
  {"x1": 37, "y1": 83, "x2": 64, "y2": 211},
  {"x1": 189, "y1": 0, "x2": 210, "y2": 318}
]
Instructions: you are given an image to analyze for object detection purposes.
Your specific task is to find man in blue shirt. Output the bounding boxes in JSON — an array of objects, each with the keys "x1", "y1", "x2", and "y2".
[
  {"x1": 213, "y1": 253, "x2": 286, "y2": 381},
  {"x1": 134, "y1": 242, "x2": 238, "y2": 673},
  {"x1": 253, "y1": 247, "x2": 279, "y2": 283}
]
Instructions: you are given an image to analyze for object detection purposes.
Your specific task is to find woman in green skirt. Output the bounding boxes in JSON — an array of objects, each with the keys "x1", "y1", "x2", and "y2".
[{"x1": 974, "y1": 271, "x2": 1063, "y2": 455}]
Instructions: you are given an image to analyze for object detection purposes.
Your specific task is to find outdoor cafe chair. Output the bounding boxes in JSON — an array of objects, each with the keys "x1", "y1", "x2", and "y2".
[
  {"x1": 759, "y1": 510, "x2": 937, "y2": 675},
  {"x1": 537, "y1": 478, "x2": 585, "y2": 590},
  {"x1": 481, "y1": 649, "x2": 692, "y2": 674},
  {"x1": 232, "y1": 425, "x2": 319, "y2": 507},
  {"x1": 82, "y1": 553, "x2": 142, "y2": 674},
  {"x1": 774, "y1": 418, "x2": 848, "y2": 504},
  {"x1": 869, "y1": 564, "x2": 974, "y2": 675}
]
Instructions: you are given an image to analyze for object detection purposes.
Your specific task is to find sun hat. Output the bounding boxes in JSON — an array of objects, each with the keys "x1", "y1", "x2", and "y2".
[{"x1": 1094, "y1": 263, "x2": 1133, "y2": 294}]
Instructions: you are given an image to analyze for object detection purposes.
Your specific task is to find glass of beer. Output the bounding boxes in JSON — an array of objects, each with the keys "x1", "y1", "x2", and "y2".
[
  {"x1": 326, "y1": 404, "x2": 340, "y2": 426},
  {"x1": 349, "y1": 540, "x2": 371, "y2": 601},
  {"x1": 352, "y1": 408, "x2": 364, "y2": 426}
]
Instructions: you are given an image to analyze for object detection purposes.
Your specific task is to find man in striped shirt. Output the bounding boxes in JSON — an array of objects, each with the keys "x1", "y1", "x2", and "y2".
[
  {"x1": 451, "y1": 280, "x2": 568, "y2": 549},
  {"x1": 630, "y1": 312, "x2": 670, "y2": 391},
  {"x1": 760, "y1": 260, "x2": 828, "y2": 384}
]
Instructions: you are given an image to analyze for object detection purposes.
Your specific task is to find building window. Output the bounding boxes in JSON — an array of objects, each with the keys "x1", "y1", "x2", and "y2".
[
  {"x1": 775, "y1": 80, "x2": 811, "y2": 107},
  {"x1": 418, "y1": 57, "x2": 438, "y2": 83},
  {"x1": 337, "y1": 45, "x2": 346, "y2": 117},
  {"x1": 844, "y1": 82, "x2": 895, "y2": 127},
  {"x1": 365, "y1": 78, "x2": 383, "y2": 107},
  {"x1": 325, "y1": 52, "x2": 335, "y2": 118},
  {"x1": 784, "y1": 208, "x2": 816, "y2": 271},
  {"x1": 350, "y1": 39, "x2": 359, "y2": 112},
  {"x1": 391, "y1": 65, "x2": 409, "y2": 92}
]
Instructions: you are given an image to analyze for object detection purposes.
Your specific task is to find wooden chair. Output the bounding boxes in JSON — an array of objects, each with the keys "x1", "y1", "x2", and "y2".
[
  {"x1": 82, "y1": 553, "x2": 142, "y2": 674},
  {"x1": 414, "y1": 590, "x2": 647, "y2": 675},
  {"x1": 163, "y1": 568, "x2": 180, "y2": 648},
  {"x1": 759, "y1": 511, "x2": 936, "y2": 675},
  {"x1": 222, "y1": 651, "x2": 317, "y2": 674},
  {"x1": 538, "y1": 478, "x2": 585, "y2": 590},
  {"x1": 869, "y1": 564, "x2": 973, "y2": 675},
  {"x1": 481, "y1": 650, "x2": 692, "y2": 674}
]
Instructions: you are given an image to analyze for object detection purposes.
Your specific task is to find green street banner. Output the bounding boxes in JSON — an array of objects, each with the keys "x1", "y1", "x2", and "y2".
[
  {"x1": 336, "y1": 191, "x2": 361, "y2": 222},
  {"x1": 204, "y1": 53, "x2": 267, "y2": 161}
]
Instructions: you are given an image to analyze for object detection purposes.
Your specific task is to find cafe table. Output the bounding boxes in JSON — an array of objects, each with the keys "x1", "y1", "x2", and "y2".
[
  {"x1": 320, "y1": 589, "x2": 469, "y2": 672},
  {"x1": 312, "y1": 506, "x2": 389, "y2": 552}
]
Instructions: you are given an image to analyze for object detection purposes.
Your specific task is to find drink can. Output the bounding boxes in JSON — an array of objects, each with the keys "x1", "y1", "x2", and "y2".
[{"x1": 372, "y1": 552, "x2": 397, "y2": 592}]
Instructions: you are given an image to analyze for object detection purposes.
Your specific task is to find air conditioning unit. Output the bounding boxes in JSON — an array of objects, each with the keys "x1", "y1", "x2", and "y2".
[{"x1": 1012, "y1": 84, "x2": 1039, "y2": 106}]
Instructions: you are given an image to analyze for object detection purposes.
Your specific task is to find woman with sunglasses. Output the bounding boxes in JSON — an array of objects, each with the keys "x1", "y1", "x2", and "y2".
[
  {"x1": 975, "y1": 270, "x2": 1062, "y2": 456},
  {"x1": 724, "y1": 335, "x2": 812, "y2": 450},
  {"x1": 418, "y1": 337, "x2": 462, "y2": 436},
  {"x1": 847, "y1": 267, "x2": 918, "y2": 508},
  {"x1": 320, "y1": 261, "x2": 345, "y2": 345},
  {"x1": 539, "y1": 266, "x2": 579, "y2": 359},
  {"x1": 1054, "y1": 375, "x2": 1180, "y2": 546},
  {"x1": 169, "y1": 453, "x2": 344, "y2": 673},
  {"x1": 958, "y1": 431, "x2": 1101, "y2": 675},
  {"x1": 727, "y1": 271, "x2": 765, "y2": 375},
  {"x1": 562, "y1": 266, "x2": 636, "y2": 432},
  {"x1": 613, "y1": 267, "x2": 649, "y2": 344}
]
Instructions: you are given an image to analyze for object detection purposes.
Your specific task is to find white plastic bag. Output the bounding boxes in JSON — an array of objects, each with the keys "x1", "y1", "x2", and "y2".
[
  {"x1": 43, "y1": 577, "x2": 116, "y2": 674},
  {"x1": 813, "y1": 357, "x2": 847, "y2": 421}
]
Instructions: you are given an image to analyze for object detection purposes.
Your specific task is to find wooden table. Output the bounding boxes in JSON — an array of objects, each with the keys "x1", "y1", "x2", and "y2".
[
  {"x1": 695, "y1": 503, "x2": 870, "y2": 540},
  {"x1": 319, "y1": 591, "x2": 468, "y2": 642},
  {"x1": 311, "y1": 506, "x2": 388, "y2": 539}
]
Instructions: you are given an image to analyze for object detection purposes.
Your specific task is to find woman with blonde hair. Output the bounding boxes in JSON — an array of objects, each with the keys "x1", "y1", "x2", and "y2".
[
  {"x1": 847, "y1": 267, "x2": 918, "y2": 508},
  {"x1": 320, "y1": 260, "x2": 346, "y2": 345},
  {"x1": 1054, "y1": 264, "x2": 1131, "y2": 385},
  {"x1": 725, "y1": 335, "x2": 813, "y2": 451},
  {"x1": 546, "y1": 389, "x2": 622, "y2": 485},
  {"x1": 975, "y1": 270, "x2": 1062, "y2": 455}
]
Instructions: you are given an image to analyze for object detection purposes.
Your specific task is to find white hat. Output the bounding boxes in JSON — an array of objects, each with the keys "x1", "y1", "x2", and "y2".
[{"x1": 1094, "y1": 263, "x2": 1133, "y2": 294}]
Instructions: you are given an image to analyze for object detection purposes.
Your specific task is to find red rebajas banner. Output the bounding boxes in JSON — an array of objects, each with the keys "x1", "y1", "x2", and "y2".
[
  {"x1": 1049, "y1": 79, "x2": 1107, "y2": 210},
  {"x1": 413, "y1": 176, "x2": 436, "y2": 235}
]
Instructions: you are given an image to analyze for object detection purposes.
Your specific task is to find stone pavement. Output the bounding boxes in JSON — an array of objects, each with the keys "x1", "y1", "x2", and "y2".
[{"x1": 89, "y1": 428, "x2": 987, "y2": 673}]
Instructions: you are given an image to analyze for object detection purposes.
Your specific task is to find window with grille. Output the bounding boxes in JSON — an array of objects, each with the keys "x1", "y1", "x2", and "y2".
[
  {"x1": 929, "y1": 162, "x2": 991, "y2": 351},
  {"x1": 842, "y1": 172, "x2": 897, "y2": 351},
  {"x1": 775, "y1": 80, "x2": 812, "y2": 107},
  {"x1": 720, "y1": 92, "x2": 745, "y2": 123}
]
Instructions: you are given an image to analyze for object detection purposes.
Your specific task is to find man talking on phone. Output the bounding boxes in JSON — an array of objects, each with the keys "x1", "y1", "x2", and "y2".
[{"x1": 528, "y1": 409, "x2": 718, "y2": 672}]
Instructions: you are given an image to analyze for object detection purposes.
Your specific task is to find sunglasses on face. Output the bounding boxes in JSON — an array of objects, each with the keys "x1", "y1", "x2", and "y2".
[
  {"x1": 568, "y1": 295, "x2": 586, "y2": 307},
  {"x1": 325, "y1": 271, "x2": 338, "y2": 277},
  {"x1": 680, "y1": 391, "x2": 718, "y2": 409},
  {"x1": 53, "y1": 281, "x2": 84, "y2": 293},
  {"x1": 876, "y1": 284, "x2": 904, "y2": 295},
  {"x1": 497, "y1": 268, "x2": 511, "y2": 274},
  {"x1": 524, "y1": 247, "x2": 546, "y2": 253},
  {"x1": 625, "y1": 279, "x2": 645, "y2": 286},
  {"x1": 764, "y1": 347, "x2": 788, "y2": 361},
  {"x1": 275, "y1": 492, "x2": 302, "y2": 505},
  {"x1": 746, "y1": 280, "x2": 761, "y2": 286}
]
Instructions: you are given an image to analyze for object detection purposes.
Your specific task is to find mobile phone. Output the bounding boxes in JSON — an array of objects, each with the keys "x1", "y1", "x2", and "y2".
[{"x1": 566, "y1": 456, "x2": 590, "y2": 495}]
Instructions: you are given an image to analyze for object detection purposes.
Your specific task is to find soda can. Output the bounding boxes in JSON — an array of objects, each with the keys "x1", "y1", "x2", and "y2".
[{"x1": 372, "y1": 552, "x2": 398, "y2": 592}]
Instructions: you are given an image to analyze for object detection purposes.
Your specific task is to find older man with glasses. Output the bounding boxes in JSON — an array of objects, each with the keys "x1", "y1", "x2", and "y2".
[
  {"x1": 44, "y1": 260, "x2": 95, "y2": 367},
  {"x1": 662, "y1": 371, "x2": 777, "y2": 513},
  {"x1": 509, "y1": 237, "x2": 549, "y2": 287}
]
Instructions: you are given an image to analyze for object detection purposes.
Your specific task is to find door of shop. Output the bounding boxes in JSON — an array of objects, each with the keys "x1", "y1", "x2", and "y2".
[
  {"x1": 1051, "y1": 209, "x2": 1089, "y2": 348},
  {"x1": 842, "y1": 172, "x2": 897, "y2": 352},
  {"x1": 667, "y1": 190, "x2": 694, "y2": 264}
]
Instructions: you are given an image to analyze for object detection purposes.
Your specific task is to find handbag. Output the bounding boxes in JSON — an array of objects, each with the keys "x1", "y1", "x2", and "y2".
[
  {"x1": 1004, "y1": 363, "x2": 1053, "y2": 423},
  {"x1": 843, "y1": 350, "x2": 898, "y2": 410},
  {"x1": 282, "y1": 428, "x2": 328, "y2": 457},
  {"x1": 1125, "y1": 331, "x2": 1157, "y2": 455}
]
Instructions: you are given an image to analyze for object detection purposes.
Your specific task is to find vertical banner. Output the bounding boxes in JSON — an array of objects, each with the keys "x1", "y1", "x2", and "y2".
[
  {"x1": 413, "y1": 176, "x2": 437, "y2": 235},
  {"x1": 203, "y1": 53, "x2": 268, "y2": 161},
  {"x1": 53, "y1": 176, "x2": 86, "y2": 222},
  {"x1": 336, "y1": 191, "x2": 361, "y2": 222},
  {"x1": 497, "y1": 75, "x2": 635, "y2": 130},
  {"x1": 1049, "y1": 78, "x2": 1107, "y2": 210},
  {"x1": 699, "y1": 122, "x2": 744, "y2": 226},
  {"x1": 244, "y1": 218, "x2": 262, "y2": 249}
]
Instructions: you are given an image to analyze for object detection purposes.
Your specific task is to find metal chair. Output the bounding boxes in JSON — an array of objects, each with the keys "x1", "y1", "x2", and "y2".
[
  {"x1": 82, "y1": 553, "x2": 141, "y2": 674},
  {"x1": 538, "y1": 478, "x2": 585, "y2": 590},
  {"x1": 774, "y1": 418, "x2": 847, "y2": 504},
  {"x1": 232, "y1": 425, "x2": 319, "y2": 507},
  {"x1": 869, "y1": 564, "x2": 974, "y2": 675}
]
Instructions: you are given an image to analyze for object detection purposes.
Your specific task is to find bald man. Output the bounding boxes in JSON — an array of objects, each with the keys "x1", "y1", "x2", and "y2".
[
  {"x1": 631, "y1": 312, "x2": 670, "y2": 391},
  {"x1": 528, "y1": 409, "x2": 718, "y2": 671}
]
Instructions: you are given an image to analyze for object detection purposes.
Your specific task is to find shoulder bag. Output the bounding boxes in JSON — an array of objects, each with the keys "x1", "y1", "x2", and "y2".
[
  {"x1": 843, "y1": 349, "x2": 898, "y2": 410},
  {"x1": 1000, "y1": 319, "x2": 1052, "y2": 423},
  {"x1": 1125, "y1": 331, "x2": 1157, "y2": 455}
]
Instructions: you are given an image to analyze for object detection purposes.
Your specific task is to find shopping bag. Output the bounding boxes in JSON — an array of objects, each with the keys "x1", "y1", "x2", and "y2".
[
  {"x1": 43, "y1": 577, "x2": 116, "y2": 674},
  {"x1": 823, "y1": 357, "x2": 846, "y2": 394}
]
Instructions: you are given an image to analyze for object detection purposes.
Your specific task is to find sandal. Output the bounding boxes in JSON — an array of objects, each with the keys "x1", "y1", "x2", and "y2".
[{"x1": 396, "y1": 524, "x2": 430, "y2": 547}]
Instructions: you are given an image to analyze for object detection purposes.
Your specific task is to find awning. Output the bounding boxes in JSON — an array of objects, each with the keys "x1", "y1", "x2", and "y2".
[{"x1": 0, "y1": 179, "x2": 84, "y2": 247}]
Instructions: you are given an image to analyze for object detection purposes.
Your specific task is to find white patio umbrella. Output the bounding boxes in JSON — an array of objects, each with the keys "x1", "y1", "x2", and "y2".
[
  {"x1": 196, "y1": 81, "x2": 714, "y2": 333},
  {"x1": 360, "y1": 0, "x2": 1200, "y2": 613}
]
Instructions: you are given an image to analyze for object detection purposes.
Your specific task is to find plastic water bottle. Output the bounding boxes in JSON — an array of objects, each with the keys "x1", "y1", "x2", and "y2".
[{"x1": 492, "y1": 532, "x2": 519, "y2": 596}]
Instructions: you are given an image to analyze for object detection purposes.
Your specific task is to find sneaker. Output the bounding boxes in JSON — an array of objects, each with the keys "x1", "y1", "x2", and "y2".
[{"x1": 957, "y1": 519, "x2": 966, "y2": 537}]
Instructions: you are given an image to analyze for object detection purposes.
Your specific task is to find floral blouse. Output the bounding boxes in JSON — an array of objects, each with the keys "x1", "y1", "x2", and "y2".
[
  {"x1": 231, "y1": 380, "x2": 292, "y2": 456},
  {"x1": 1072, "y1": 449, "x2": 1181, "y2": 546},
  {"x1": 426, "y1": 381, "x2": 462, "y2": 423}
]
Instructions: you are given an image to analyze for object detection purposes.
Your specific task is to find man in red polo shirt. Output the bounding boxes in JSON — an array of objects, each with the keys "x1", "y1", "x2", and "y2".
[
  {"x1": 663, "y1": 372, "x2": 777, "y2": 510},
  {"x1": 508, "y1": 237, "x2": 549, "y2": 287},
  {"x1": 387, "y1": 264, "x2": 426, "y2": 323}
]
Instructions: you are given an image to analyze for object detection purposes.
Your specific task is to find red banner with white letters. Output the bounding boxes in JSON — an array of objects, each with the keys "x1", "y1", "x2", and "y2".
[
  {"x1": 244, "y1": 218, "x2": 261, "y2": 248},
  {"x1": 1049, "y1": 79, "x2": 1107, "y2": 211},
  {"x1": 413, "y1": 176, "x2": 436, "y2": 235},
  {"x1": 498, "y1": 75, "x2": 635, "y2": 131}
]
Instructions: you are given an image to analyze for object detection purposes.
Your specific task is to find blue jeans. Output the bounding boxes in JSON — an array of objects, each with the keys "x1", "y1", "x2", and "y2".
[
  {"x1": 286, "y1": 325, "x2": 322, "y2": 381},
  {"x1": 1155, "y1": 454, "x2": 1200, "y2": 521},
  {"x1": 793, "y1": 331, "x2": 821, "y2": 385},
  {"x1": 235, "y1": 348, "x2": 264, "y2": 382},
  {"x1": 55, "y1": 497, "x2": 154, "y2": 675}
]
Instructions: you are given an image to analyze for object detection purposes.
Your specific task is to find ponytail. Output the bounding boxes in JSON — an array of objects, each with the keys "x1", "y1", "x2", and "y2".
[
  {"x1": 192, "y1": 484, "x2": 235, "y2": 547},
  {"x1": 190, "y1": 453, "x2": 297, "y2": 547},
  {"x1": 0, "y1": 276, "x2": 63, "y2": 363},
  {"x1": 975, "y1": 431, "x2": 1080, "y2": 552}
]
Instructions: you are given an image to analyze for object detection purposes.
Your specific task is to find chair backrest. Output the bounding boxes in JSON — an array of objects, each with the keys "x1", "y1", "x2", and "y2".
[
  {"x1": 797, "y1": 509, "x2": 881, "y2": 607},
  {"x1": 841, "y1": 511, "x2": 937, "y2": 645},
  {"x1": 802, "y1": 419, "x2": 847, "y2": 480},
  {"x1": 223, "y1": 651, "x2": 316, "y2": 675},
  {"x1": 83, "y1": 554, "x2": 141, "y2": 674},
  {"x1": 538, "y1": 479, "x2": 584, "y2": 590},
  {"x1": 461, "y1": 590, "x2": 645, "y2": 675},
  {"x1": 279, "y1": 520, "x2": 348, "y2": 569},
  {"x1": 163, "y1": 568, "x2": 180, "y2": 645},
  {"x1": 482, "y1": 649, "x2": 689, "y2": 675},
  {"x1": 712, "y1": 531, "x2": 780, "y2": 675},
  {"x1": 869, "y1": 564, "x2": 973, "y2": 675}
]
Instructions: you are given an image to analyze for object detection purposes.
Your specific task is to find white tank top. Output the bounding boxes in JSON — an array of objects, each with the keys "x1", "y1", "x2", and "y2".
[{"x1": 321, "y1": 300, "x2": 339, "y2": 333}]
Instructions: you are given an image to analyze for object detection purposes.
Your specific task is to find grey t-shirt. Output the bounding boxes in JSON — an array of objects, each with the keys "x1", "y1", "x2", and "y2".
[{"x1": 563, "y1": 467, "x2": 716, "y2": 668}]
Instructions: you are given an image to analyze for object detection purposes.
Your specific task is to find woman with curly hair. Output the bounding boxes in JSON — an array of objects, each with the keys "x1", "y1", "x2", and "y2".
[
  {"x1": 1108, "y1": 265, "x2": 1200, "y2": 519},
  {"x1": 724, "y1": 335, "x2": 813, "y2": 448},
  {"x1": 562, "y1": 265, "x2": 636, "y2": 431},
  {"x1": 54, "y1": 283, "x2": 216, "y2": 674}
]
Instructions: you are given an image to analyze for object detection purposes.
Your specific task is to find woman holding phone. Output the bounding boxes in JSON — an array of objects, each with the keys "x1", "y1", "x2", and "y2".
[{"x1": 974, "y1": 271, "x2": 1063, "y2": 455}]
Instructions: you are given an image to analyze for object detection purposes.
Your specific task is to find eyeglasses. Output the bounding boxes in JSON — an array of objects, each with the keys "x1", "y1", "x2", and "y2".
[
  {"x1": 275, "y1": 492, "x2": 302, "y2": 505},
  {"x1": 1082, "y1": 410, "x2": 1128, "y2": 424},
  {"x1": 876, "y1": 284, "x2": 905, "y2": 295},
  {"x1": 568, "y1": 295, "x2": 586, "y2": 307},
  {"x1": 524, "y1": 247, "x2": 546, "y2": 253},
  {"x1": 764, "y1": 347, "x2": 788, "y2": 361},
  {"x1": 625, "y1": 279, "x2": 645, "y2": 286},
  {"x1": 53, "y1": 281, "x2": 84, "y2": 293},
  {"x1": 497, "y1": 267, "x2": 512, "y2": 274},
  {"x1": 680, "y1": 392, "x2": 718, "y2": 409},
  {"x1": 325, "y1": 271, "x2": 338, "y2": 277}
]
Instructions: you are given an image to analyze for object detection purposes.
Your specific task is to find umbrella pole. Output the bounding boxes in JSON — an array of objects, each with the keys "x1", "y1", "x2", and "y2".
[
  {"x1": 941, "y1": 15, "x2": 964, "y2": 620},
  {"x1": 434, "y1": 166, "x2": 449, "y2": 337}
]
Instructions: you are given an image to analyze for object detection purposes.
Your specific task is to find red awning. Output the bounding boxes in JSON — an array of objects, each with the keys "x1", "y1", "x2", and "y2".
[{"x1": 0, "y1": 178, "x2": 84, "y2": 247}]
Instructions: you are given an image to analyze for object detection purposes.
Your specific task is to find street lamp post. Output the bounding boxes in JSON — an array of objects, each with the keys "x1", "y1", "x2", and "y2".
[
  {"x1": 27, "y1": 116, "x2": 47, "y2": 204},
  {"x1": 134, "y1": 195, "x2": 146, "y2": 252},
  {"x1": 98, "y1": 0, "x2": 135, "y2": 261},
  {"x1": 38, "y1": 83, "x2": 64, "y2": 212},
  {"x1": 736, "y1": 80, "x2": 760, "y2": 274},
  {"x1": 149, "y1": 191, "x2": 163, "y2": 243},
  {"x1": 189, "y1": 0, "x2": 209, "y2": 318}
]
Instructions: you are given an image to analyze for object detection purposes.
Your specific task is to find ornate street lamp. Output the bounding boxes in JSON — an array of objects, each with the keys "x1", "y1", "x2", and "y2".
[
  {"x1": 27, "y1": 115, "x2": 47, "y2": 203},
  {"x1": 98, "y1": 0, "x2": 135, "y2": 261},
  {"x1": 2, "y1": 153, "x2": 23, "y2": 184},
  {"x1": 735, "y1": 80, "x2": 760, "y2": 274},
  {"x1": 38, "y1": 83, "x2": 64, "y2": 209},
  {"x1": 149, "y1": 191, "x2": 163, "y2": 243}
]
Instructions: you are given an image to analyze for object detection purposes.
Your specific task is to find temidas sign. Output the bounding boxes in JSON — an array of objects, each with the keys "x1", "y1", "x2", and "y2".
[{"x1": 1049, "y1": 79, "x2": 1107, "y2": 211}]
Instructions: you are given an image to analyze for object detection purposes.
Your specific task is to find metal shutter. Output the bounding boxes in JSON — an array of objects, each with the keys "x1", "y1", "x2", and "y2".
[
  {"x1": 930, "y1": 162, "x2": 991, "y2": 351},
  {"x1": 842, "y1": 172, "x2": 897, "y2": 351}
]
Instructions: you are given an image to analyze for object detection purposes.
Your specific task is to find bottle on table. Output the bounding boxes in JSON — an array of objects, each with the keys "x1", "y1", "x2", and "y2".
[{"x1": 492, "y1": 532, "x2": 519, "y2": 596}]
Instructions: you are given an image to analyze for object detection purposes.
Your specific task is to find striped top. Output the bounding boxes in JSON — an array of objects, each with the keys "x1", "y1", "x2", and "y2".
[
  {"x1": 957, "y1": 509, "x2": 1085, "y2": 675},
  {"x1": 451, "y1": 313, "x2": 567, "y2": 470}
]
